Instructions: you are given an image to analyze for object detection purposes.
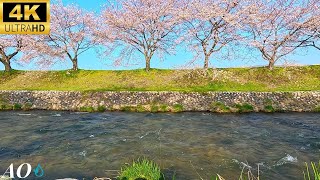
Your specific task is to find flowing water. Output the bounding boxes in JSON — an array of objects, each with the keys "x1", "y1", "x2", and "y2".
[{"x1": 0, "y1": 111, "x2": 319, "y2": 180}]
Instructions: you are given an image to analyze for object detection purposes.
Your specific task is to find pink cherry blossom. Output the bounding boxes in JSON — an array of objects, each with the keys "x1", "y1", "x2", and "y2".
[
  {"x1": 29, "y1": 0, "x2": 97, "y2": 71},
  {"x1": 242, "y1": 0, "x2": 317, "y2": 70},
  {"x1": 0, "y1": 35, "x2": 37, "y2": 71},
  {"x1": 180, "y1": 0, "x2": 247, "y2": 69},
  {"x1": 99, "y1": 0, "x2": 183, "y2": 71}
]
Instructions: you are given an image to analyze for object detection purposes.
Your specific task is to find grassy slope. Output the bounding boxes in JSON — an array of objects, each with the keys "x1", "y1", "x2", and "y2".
[{"x1": 0, "y1": 65, "x2": 319, "y2": 92}]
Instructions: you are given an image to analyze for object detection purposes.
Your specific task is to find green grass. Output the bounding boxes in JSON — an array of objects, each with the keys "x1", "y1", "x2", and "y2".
[
  {"x1": 22, "y1": 103, "x2": 33, "y2": 111},
  {"x1": 172, "y1": 104, "x2": 184, "y2": 112},
  {"x1": 108, "y1": 159, "x2": 320, "y2": 180},
  {"x1": 136, "y1": 105, "x2": 147, "y2": 112},
  {"x1": 13, "y1": 103, "x2": 22, "y2": 110},
  {"x1": 304, "y1": 162, "x2": 320, "y2": 180},
  {"x1": 0, "y1": 66, "x2": 319, "y2": 92},
  {"x1": 159, "y1": 105, "x2": 169, "y2": 112},
  {"x1": 119, "y1": 159, "x2": 162, "y2": 180},
  {"x1": 120, "y1": 106, "x2": 138, "y2": 112},
  {"x1": 79, "y1": 106, "x2": 95, "y2": 112},
  {"x1": 235, "y1": 103, "x2": 254, "y2": 113},
  {"x1": 97, "y1": 106, "x2": 106, "y2": 112},
  {"x1": 151, "y1": 104, "x2": 160, "y2": 113},
  {"x1": 264, "y1": 105, "x2": 275, "y2": 113},
  {"x1": 211, "y1": 102, "x2": 231, "y2": 113}
]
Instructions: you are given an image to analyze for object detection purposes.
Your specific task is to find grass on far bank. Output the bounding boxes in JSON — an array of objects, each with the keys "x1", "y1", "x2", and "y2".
[{"x1": 0, "y1": 65, "x2": 319, "y2": 92}]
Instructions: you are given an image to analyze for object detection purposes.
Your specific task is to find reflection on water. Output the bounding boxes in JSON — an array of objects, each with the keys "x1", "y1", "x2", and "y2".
[{"x1": 0, "y1": 111, "x2": 319, "y2": 180}]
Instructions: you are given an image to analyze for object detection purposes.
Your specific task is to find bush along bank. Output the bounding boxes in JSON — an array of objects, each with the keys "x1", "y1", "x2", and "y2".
[{"x1": 0, "y1": 91, "x2": 319, "y2": 113}]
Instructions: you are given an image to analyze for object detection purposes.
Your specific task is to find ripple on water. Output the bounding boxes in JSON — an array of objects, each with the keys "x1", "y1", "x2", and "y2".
[{"x1": 0, "y1": 111, "x2": 319, "y2": 179}]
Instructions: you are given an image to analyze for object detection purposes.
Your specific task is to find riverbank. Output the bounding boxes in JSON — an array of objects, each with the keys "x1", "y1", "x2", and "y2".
[
  {"x1": 0, "y1": 90, "x2": 319, "y2": 112},
  {"x1": 0, "y1": 65, "x2": 319, "y2": 92}
]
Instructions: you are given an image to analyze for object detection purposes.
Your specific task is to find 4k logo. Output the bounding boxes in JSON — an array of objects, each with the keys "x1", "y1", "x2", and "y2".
[
  {"x1": 0, "y1": 0, "x2": 50, "y2": 34},
  {"x1": 8, "y1": 4, "x2": 42, "y2": 21}
]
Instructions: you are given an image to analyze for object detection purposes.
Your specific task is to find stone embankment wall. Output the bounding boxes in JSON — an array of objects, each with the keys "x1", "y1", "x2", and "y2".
[{"x1": 0, "y1": 91, "x2": 319, "y2": 112}]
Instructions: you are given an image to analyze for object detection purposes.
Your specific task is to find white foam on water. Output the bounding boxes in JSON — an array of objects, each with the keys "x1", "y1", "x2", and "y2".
[
  {"x1": 18, "y1": 113, "x2": 32, "y2": 116},
  {"x1": 232, "y1": 159, "x2": 252, "y2": 169},
  {"x1": 79, "y1": 151, "x2": 87, "y2": 157},
  {"x1": 275, "y1": 154, "x2": 298, "y2": 167},
  {"x1": 52, "y1": 114, "x2": 62, "y2": 117},
  {"x1": 72, "y1": 112, "x2": 89, "y2": 114}
]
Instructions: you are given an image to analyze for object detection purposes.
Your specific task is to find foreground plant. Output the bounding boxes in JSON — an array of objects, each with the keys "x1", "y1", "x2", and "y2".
[
  {"x1": 119, "y1": 159, "x2": 161, "y2": 180},
  {"x1": 304, "y1": 162, "x2": 320, "y2": 180},
  {"x1": 0, "y1": 176, "x2": 11, "y2": 180},
  {"x1": 216, "y1": 166, "x2": 260, "y2": 180}
]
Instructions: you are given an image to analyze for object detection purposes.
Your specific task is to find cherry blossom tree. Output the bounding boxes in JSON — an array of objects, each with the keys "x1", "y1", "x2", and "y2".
[
  {"x1": 297, "y1": 7, "x2": 320, "y2": 51},
  {"x1": 32, "y1": 1, "x2": 97, "y2": 71},
  {"x1": 309, "y1": 35, "x2": 320, "y2": 50},
  {"x1": 243, "y1": 0, "x2": 316, "y2": 70},
  {"x1": 100, "y1": 0, "x2": 182, "y2": 71},
  {"x1": 0, "y1": 35, "x2": 35, "y2": 72},
  {"x1": 180, "y1": 0, "x2": 245, "y2": 69}
]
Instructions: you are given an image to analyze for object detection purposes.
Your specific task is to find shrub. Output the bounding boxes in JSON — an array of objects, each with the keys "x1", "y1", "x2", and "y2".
[
  {"x1": 151, "y1": 105, "x2": 160, "y2": 113},
  {"x1": 13, "y1": 103, "x2": 22, "y2": 110},
  {"x1": 172, "y1": 104, "x2": 184, "y2": 112},
  {"x1": 121, "y1": 106, "x2": 136, "y2": 112},
  {"x1": 235, "y1": 103, "x2": 254, "y2": 113},
  {"x1": 211, "y1": 102, "x2": 231, "y2": 113},
  {"x1": 119, "y1": 159, "x2": 161, "y2": 180},
  {"x1": 97, "y1": 106, "x2": 106, "y2": 112},
  {"x1": 159, "y1": 105, "x2": 169, "y2": 112},
  {"x1": 23, "y1": 103, "x2": 33, "y2": 111},
  {"x1": 80, "y1": 106, "x2": 95, "y2": 113},
  {"x1": 0, "y1": 104, "x2": 11, "y2": 110},
  {"x1": 136, "y1": 105, "x2": 147, "y2": 112},
  {"x1": 314, "y1": 106, "x2": 320, "y2": 113},
  {"x1": 264, "y1": 105, "x2": 275, "y2": 113}
]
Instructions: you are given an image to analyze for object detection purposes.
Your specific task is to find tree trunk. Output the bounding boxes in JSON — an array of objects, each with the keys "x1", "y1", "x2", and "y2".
[
  {"x1": 268, "y1": 60, "x2": 275, "y2": 70},
  {"x1": 71, "y1": 58, "x2": 78, "y2": 71},
  {"x1": 204, "y1": 55, "x2": 210, "y2": 69},
  {"x1": 145, "y1": 56, "x2": 151, "y2": 72},
  {"x1": 3, "y1": 60, "x2": 12, "y2": 72}
]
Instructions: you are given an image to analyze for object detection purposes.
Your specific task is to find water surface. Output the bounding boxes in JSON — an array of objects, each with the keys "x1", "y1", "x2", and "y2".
[{"x1": 0, "y1": 111, "x2": 319, "y2": 179}]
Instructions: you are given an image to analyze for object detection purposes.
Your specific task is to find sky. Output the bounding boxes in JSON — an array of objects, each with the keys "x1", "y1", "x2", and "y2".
[{"x1": 2, "y1": 0, "x2": 319, "y2": 71}]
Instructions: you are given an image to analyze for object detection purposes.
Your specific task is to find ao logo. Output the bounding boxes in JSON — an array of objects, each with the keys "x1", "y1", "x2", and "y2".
[{"x1": 2, "y1": 163, "x2": 44, "y2": 178}]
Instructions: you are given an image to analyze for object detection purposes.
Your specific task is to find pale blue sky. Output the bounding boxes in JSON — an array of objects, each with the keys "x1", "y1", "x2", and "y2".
[{"x1": 3, "y1": 0, "x2": 320, "y2": 70}]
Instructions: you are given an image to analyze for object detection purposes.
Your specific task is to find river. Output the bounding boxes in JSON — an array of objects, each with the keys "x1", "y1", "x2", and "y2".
[{"x1": 0, "y1": 111, "x2": 319, "y2": 180}]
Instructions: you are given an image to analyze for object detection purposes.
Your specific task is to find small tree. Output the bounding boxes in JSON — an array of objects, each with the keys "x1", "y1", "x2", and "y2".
[
  {"x1": 33, "y1": 1, "x2": 96, "y2": 71},
  {"x1": 243, "y1": 0, "x2": 316, "y2": 70},
  {"x1": 180, "y1": 0, "x2": 244, "y2": 69},
  {"x1": 100, "y1": 0, "x2": 182, "y2": 71}
]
